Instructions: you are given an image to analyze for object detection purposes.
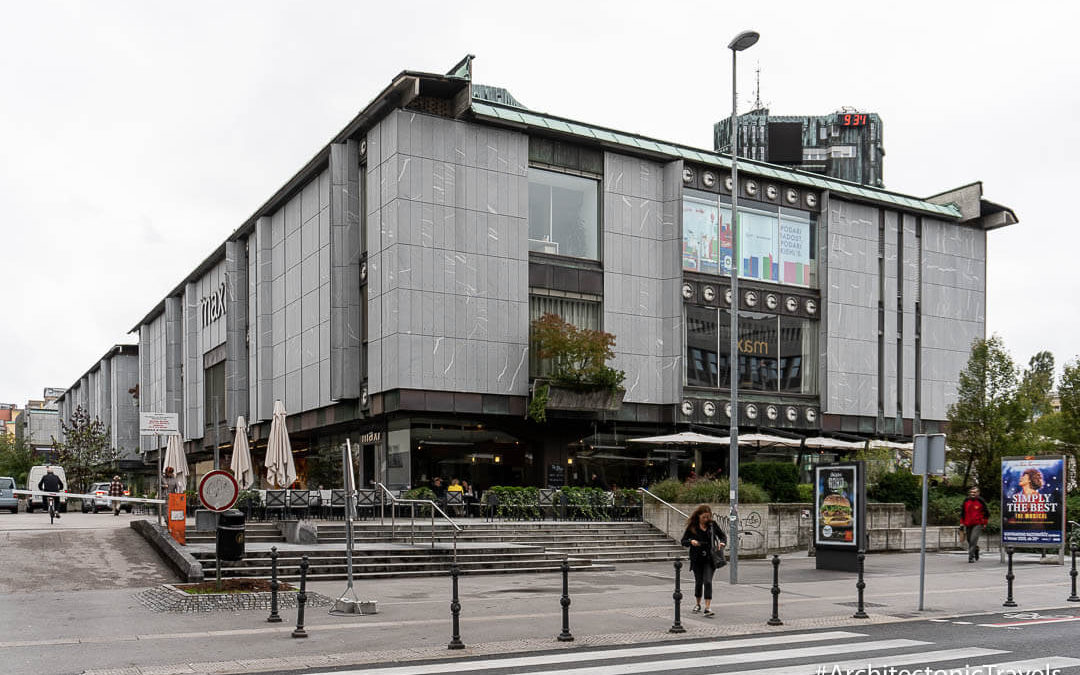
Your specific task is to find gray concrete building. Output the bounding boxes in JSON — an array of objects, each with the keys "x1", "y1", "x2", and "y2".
[
  {"x1": 54, "y1": 345, "x2": 141, "y2": 468},
  {"x1": 109, "y1": 56, "x2": 1014, "y2": 491}
]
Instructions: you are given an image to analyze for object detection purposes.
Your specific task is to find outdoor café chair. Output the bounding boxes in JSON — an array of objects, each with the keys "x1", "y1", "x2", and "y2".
[
  {"x1": 289, "y1": 489, "x2": 310, "y2": 519},
  {"x1": 264, "y1": 489, "x2": 287, "y2": 520}
]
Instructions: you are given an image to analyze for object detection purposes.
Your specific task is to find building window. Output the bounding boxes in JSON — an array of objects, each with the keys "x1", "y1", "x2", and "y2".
[
  {"x1": 528, "y1": 168, "x2": 599, "y2": 260},
  {"x1": 204, "y1": 361, "x2": 226, "y2": 430},
  {"x1": 529, "y1": 293, "x2": 601, "y2": 378},
  {"x1": 682, "y1": 191, "x2": 817, "y2": 288},
  {"x1": 684, "y1": 306, "x2": 817, "y2": 396}
]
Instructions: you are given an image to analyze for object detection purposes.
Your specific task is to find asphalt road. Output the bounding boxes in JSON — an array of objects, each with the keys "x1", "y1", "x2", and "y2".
[{"x1": 266, "y1": 610, "x2": 1080, "y2": 675}]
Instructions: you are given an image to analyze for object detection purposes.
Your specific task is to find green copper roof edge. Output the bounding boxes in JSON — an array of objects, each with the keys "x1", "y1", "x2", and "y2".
[{"x1": 470, "y1": 101, "x2": 960, "y2": 219}]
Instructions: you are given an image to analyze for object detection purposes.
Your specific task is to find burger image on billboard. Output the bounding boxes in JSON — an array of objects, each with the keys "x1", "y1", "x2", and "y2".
[{"x1": 821, "y1": 494, "x2": 852, "y2": 527}]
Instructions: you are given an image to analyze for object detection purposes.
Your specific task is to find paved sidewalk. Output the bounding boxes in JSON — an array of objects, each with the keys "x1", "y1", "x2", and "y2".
[{"x1": 0, "y1": 520, "x2": 1075, "y2": 675}]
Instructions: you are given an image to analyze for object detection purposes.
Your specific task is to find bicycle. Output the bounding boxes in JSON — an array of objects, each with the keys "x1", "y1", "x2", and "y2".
[{"x1": 47, "y1": 495, "x2": 57, "y2": 524}]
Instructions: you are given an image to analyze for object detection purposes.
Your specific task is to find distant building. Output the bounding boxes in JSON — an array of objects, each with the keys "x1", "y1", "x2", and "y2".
[
  {"x1": 15, "y1": 391, "x2": 58, "y2": 455},
  {"x1": 715, "y1": 108, "x2": 884, "y2": 188},
  {"x1": 0, "y1": 403, "x2": 18, "y2": 437},
  {"x1": 53, "y1": 346, "x2": 141, "y2": 468}
]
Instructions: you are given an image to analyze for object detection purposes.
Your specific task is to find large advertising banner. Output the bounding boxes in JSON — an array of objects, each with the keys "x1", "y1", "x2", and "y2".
[
  {"x1": 739, "y1": 210, "x2": 779, "y2": 282},
  {"x1": 778, "y1": 214, "x2": 811, "y2": 287},
  {"x1": 682, "y1": 196, "x2": 721, "y2": 274},
  {"x1": 815, "y1": 464, "x2": 859, "y2": 548},
  {"x1": 1001, "y1": 455, "x2": 1066, "y2": 547}
]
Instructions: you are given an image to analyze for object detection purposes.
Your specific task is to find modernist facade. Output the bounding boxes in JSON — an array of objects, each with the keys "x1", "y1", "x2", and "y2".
[
  {"x1": 715, "y1": 109, "x2": 885, "y2": 188},
  {"x1": 50, "y1": 57, "x2": 1014, "y2": 492},
  {"x1": 54, "y1": 345, "x2": 141, "y2": 469}
]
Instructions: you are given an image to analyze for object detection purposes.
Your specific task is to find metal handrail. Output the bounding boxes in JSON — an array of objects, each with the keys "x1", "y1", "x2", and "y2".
[
  {"x1": 638, "y1": 487, "x2": 689, "y2": 540},
  {"x1": 375, "y1": 483, "x2": 462, "y2": 561}
]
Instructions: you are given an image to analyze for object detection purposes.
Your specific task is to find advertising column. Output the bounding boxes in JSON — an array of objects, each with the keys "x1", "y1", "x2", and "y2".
[
  {"x1": 814, "y1": 462, "x2": 866, "y2": 571},
  {"x1": 1001, "y1": 456, "x2": 1066, "y2": 550}
]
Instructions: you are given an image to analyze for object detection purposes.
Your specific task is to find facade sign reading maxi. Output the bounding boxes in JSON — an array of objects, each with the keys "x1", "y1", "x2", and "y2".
[
  {"x1": 200, "y1": 281, "x2": 226, "y2": 327},
  {"x1": 1000, "y1": 455, "x2": 1066, "y2": 547}
]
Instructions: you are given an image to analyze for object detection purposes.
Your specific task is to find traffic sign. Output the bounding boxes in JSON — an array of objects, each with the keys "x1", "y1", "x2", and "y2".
[{"x1": 198, "y1": 470, "x2": 240, "y2": 512}]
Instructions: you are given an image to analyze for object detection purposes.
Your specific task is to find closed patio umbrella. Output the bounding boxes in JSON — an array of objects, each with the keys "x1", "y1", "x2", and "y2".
[
  {"x1": 264, "y1": 400, "x2": 296, "y2": 489},
  {"x1": 230, "y1": 415, "x2": 254, "y2": 489},
  {"x1": 163, "y1": 433, "x2": 188, "y2": 490}
]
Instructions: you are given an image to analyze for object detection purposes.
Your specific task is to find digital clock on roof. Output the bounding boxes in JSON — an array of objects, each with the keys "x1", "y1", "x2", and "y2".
[{"x1": 838, "y1": 113, "x2": 869, "y2": 127}]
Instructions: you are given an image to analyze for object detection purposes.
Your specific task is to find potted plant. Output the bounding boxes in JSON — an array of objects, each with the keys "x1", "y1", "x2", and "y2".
[{"x1": 528, "y1": 313, "x2": 626, "y2": 423}]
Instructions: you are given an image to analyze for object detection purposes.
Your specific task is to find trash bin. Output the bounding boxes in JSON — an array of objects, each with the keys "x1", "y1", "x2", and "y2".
[{"x1": 216, "y1": 509, "x2": 245, "y2": 561}]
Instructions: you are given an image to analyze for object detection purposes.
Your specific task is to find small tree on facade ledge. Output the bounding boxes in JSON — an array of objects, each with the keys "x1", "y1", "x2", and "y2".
[{"x1": 529, "y1": 313, "x2": 626, "y2": 422}]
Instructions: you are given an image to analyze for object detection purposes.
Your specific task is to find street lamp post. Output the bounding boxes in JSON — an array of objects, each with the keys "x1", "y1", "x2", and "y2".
[{"x1": 727, "y1": 29, "x2": 759, "y2": 586}]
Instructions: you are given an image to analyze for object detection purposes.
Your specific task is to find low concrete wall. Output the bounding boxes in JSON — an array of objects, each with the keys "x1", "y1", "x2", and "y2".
[
  {"x1": 644, "y1": 502, "x2": 979, "y2": 557},
  {"x1": 130, "y1": 519, "x2": 205, "y2": 583}
]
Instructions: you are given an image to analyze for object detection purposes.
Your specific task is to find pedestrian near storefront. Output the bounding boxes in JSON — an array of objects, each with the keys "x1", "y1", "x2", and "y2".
[
  {"x1": 680, "y1": 504, "x2": 727, "y2": 617},
  {"x1": 162, "y1": 467, "x2": 182, "y2": 495},
  {"x1": 960, "y1": 486, "x2": 990, "y2": 562},
  {"x1": 108, "y1": 475, "x2": 124, "y2": 516}
]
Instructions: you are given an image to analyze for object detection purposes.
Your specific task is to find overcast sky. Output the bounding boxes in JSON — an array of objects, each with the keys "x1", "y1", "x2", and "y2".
[{"x1": 1, "y1": 1, "x2": 1077, "y2": 406}]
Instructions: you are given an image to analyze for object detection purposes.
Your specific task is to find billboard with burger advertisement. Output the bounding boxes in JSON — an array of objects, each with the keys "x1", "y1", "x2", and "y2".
[{"x1": 815, "y1": 464, "x2": 860, "y2": 548}]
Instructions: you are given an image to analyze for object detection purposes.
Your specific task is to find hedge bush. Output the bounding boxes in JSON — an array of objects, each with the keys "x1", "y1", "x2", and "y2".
[
  {"x1": 796, "y1": 483, "x2": 814, "y2": 502},
  {"x1": 868, "y1": 469, "x2": 922, "y2": 513},
  {"x1": 739, "y1": 461, "x2": 799, "y2": 502},
  {"x1": 646, "y1": 478, "x2": 769, "y2": 504}
]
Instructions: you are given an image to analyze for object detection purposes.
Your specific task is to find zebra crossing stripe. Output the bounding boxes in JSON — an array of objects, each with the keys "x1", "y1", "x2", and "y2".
[
  {"x1": 701, "y1": 648, "x2": 1007, "y2": 675},
  {"x1": 321, "y1": 637, "x2": 926, "y2": 675},
  {"x1": 940, "y1": 657, "x2": 1080, "y2": 675}
]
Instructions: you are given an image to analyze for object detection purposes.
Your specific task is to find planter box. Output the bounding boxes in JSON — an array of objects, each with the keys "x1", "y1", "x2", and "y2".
[{"x1": 538, "y1": 381, "x2": 625, "y2": 412}]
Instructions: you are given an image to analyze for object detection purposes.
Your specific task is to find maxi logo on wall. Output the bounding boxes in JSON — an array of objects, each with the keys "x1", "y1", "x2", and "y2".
[
  {"x1": 200, "y1": 281, "x2": 227, "y2": 327},
  {"x1": 1000, "y1": 455, "x2": 1066, "y2": 547}
]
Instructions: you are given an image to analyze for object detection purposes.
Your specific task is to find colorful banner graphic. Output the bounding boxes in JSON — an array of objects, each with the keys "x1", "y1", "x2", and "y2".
[
  {"x1": 815, "y1": 464, "x2": 859, "y2": 548},
  {"x1": 1001, "y1": 456, "x2": 1066, "y2": 546}
]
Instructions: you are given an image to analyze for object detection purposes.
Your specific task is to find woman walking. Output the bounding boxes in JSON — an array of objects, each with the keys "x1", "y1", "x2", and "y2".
[{"x1": 680, "y1": 504, "x2": 727, "y2": 617}]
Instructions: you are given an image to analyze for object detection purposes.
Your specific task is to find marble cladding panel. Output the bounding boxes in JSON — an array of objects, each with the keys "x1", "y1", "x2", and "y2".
[
  {"x1": 830, "y1": 200, "x2": 879, "y2": 241},
  {"x1": 826, "y1": 302, "x2": 878, "y2": 341},
  {"x1": 368, "y1": 113, "x2": 529, "y2": 396},
  {"x1": 922, "y1": 219, "x2": 986, "y2": 260},
  {"x1": 825, "y1": 334, "x2": 878, "y2": 376},
  {"x1": 921, "y1": 316, "x2": 983, "y2": 353},
  {"x1": 828, "y1": 268, "x2": 879, "y2": 307},
  {"x1": 195, "y1": 259, "x2": 228, "y2": 351},
  {"x1": 825, "y1": 366, "x2": 878, "y2": 417},
  {"x1": 225, "y1": 240, "x2": 249, "y2": 424},
  {"x1": 922, "y1": 251, "x2": 985, "y2": 290},
  {"x1": 182, "y1": 283, "x2": 203, "y2": 440}
]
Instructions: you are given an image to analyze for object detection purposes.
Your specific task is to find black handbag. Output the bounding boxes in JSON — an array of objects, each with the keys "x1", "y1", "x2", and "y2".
[{"x1": 711, "y1": 530, "x2": 727, "y2": 568}]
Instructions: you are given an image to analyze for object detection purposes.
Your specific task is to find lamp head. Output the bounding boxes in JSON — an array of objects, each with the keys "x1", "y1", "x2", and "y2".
[{"x1": 728, "y1": 30, "x2": 760, "y2": 52}]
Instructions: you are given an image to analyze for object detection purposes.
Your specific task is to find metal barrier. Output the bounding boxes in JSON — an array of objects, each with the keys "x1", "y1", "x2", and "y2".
[{"x1": 374, "y1": 483, "x2": 462, "y2": 559}]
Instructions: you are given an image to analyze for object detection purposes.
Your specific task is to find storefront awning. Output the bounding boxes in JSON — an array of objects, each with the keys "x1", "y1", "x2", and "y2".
[
  {"x1": 803, "y1": 437, "x2": 867, "y2": 450},
  {"x1": 628, "y1": 431, "x2": 729, "y2": 445}
]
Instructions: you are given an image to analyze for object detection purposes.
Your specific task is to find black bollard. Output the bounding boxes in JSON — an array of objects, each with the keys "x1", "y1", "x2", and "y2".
[
  {"x1": 1003, "y1": 547, "x2": 1017, "y2": 607},
  {"x1": 267, "y1": 546, "x2": 282, "y2": 623},
  {"x1": 853, "y1": 550, "x2": 869, "y2": 619},
  {"x1": 1069, "y1": 545, "x2": 1079, "y2": 603},
  {"x1": 557, "y1": 555, "x2": 574, "y2": 642},
  {"x1": 448, "y1": 564, "x2": 465, "y2": 649},
  {"x1": 669, "y1": 559, "x2": 686, "y2": 633},
  {"x1": 292, "y1": 555, "x2": 309, "y2": 638},
  {"x1": 767, "y1": 554, "x2": 783, "y2": 626}
]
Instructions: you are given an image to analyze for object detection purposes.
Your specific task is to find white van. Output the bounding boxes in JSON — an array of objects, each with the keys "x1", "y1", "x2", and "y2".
[{"x1": 26, "y1": 465, "x2": 68, "y2": 513}]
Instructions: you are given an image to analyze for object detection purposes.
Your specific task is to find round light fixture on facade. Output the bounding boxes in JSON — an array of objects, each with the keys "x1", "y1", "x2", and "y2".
[
  {"x1": 360, "y1": 386, "x2": 369, "y2": 407},
  {"x1": 765, "y1": 293, "x2": 778, "y2": 310},
  {"x1": 744, "y1": 290, "x2": 758, "y2": 307},
  {"x1": 682, "y1": 282, "x2": 694, "y2": 299},
  {"x1": 745, "y1": 403, "x2": 758, "y2": 420},
  {"x1": 703, "y1": 171, "x2": 717, "y2": 188},
  {"x1": 724, "y1": 402, "x2": 732, "y2": 418},
  {"x1": 703, "y1": 401, "x2": 716, "y2": 418},
  {"x1": 359, "y1": 139, "x2": 368, "y2": 156},
  {"x1": 785, "y1": 296, "x2": 798, "y2": 313},
  {"x1": 724, "y1": 288, "x2": 733, "y2": 305},
  {"x1": 785, "y1": 406, "x2": 798, "y2": 422},
  {"x1": 745, "y1": 179, "x2": 758, "y2": 196},
  {"x1": 805, "y1": 193, "x2": 818, "y2": 209},
  {"x1": 360, "y1": 262, "x2": 368, "y2": 282},
  {"x1": 805, "y1": 407, "x2": 818, "y2": 424},
  {"x1": 766, "y1": 185, "x2": 778, "y2": 200},
  {"x1": 681, "y1": 400, "x2": 694, "y2": 416},
  {"x1": 724, "y1": 175, "x2": 733, "y2": 191},
  {"x1": 805, "y1": 299, "x2": 818, "y2": 315},
  {"x1": 785, "y1": 188, "x2": 799, "y2": 205},
  {"x1": 703, "y1": 285, "x2": 716, "y2": 302},
  {"x1": 766, "y1": 405, "x2": 779, "y2": 421},
  {"x1": 682, "y1": 167, "x2": 695, "y2": 184}
]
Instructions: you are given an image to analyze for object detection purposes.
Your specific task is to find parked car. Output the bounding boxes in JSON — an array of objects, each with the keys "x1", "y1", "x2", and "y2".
[
  {"x1": 82, "y1": 482, "x2": 132, "y2": 513},
  {"x1": 26, "y1": 465, "x2": 67, "y2": 513},
  {"x1": 0, "y1": 476, "x2": 18, "y2": 513}
]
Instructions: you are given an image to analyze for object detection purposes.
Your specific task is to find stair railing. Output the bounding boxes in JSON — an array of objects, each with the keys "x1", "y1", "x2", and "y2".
[
  {"x1": 638, "y1": 488, "x2": 689, "y2": 540},
  {"x1": 374, "y1": 482, "x2": 462, "y2": 561}
]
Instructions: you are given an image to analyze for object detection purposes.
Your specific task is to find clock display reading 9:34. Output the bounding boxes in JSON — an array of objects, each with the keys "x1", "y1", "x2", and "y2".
[{"x1": 839, "y1": 113, "x2": 869, "y2": 127}]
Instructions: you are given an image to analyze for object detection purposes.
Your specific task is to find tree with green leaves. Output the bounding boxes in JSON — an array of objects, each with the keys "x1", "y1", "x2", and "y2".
[
  {"x1": 50, "y1": 406, "x2": 120, "y2": 494},
  {"x1": 947, "y1": 336, "x2": 1032, "y2": 501},
  {"x1": 1020, "y1": 351, "x2": 1056, "y2": 420},
  {"x1": 0, "y1": 432, "x2": 37, "y2": 486},
  {"x1": 530, "y1": 313, "x2": 625, "y2": 390},
  {"x1": 1059, "y1": 359, "x2": 1080, "y2": 449}
]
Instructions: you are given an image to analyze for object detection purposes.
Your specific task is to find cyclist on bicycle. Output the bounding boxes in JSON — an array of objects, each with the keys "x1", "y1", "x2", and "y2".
[{"x1": 38, "y1": 468, "x2": 64, "y2": 519}]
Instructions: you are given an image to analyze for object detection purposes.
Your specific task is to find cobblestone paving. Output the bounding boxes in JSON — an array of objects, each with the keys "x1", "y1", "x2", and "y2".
[{"x1": 133, "y1": 585, "x2": 333, "y2": 613}]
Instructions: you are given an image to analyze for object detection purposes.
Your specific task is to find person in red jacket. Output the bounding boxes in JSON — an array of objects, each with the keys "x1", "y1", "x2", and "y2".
[{"x1": 961, "y1": 486, "x2": 990, "y2": 562}]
